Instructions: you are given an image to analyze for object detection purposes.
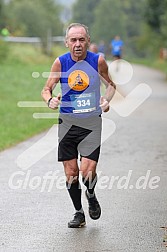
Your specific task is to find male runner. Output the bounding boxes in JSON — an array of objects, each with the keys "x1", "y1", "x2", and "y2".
[{"x1": 41, "y1": 23, "x2": 116, "y2": 228}]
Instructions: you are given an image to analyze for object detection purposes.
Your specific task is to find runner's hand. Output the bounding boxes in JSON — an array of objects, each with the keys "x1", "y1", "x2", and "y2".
[
  {"x1": 48, "y1": 93, "x2": 61, "y2": 109},
  {"x1": 100, "y1": 96, "x2": 110, "y2": 112}
]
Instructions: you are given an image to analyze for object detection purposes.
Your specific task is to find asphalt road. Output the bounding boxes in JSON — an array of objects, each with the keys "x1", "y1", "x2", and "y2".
[{"x1": 0, "y1": 61, "x2": 167, "y2": 252}]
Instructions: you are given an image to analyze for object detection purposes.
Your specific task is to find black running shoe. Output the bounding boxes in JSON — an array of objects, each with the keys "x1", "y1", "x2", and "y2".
[
  {"x1": 85, "y1": 190, "x2": 101, "y2": 220},
  {"x1": 68, "y1": 212, "x2": 86, "y2": 228}
]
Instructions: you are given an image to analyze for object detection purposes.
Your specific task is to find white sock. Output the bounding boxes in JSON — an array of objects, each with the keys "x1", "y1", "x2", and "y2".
[
  {"x1": 87, "y1": 191, "x2": 95, "y2": 198},
  {"x1": 76, "y1": 208, "x2": 84, "y2": 214}
]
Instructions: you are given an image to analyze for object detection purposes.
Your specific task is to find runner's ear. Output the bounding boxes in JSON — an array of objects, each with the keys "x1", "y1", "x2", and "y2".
[
  {"x1": 65, "y1": 39, "x2": 68, "y2": 48},
  {"x1": 87, "y1": 37, "x2": 91, "y2": 47}
]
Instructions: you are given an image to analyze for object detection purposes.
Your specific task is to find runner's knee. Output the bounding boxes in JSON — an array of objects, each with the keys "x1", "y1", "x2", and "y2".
[{"x1": 63, "y1": 160, "x2": 79, "y2": 182}]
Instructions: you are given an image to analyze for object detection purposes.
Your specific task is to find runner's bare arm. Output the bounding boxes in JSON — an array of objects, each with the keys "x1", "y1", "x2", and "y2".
[
  {"x1": 41, "y1": 58, "x2": 61, "y2": 109},
  {"x1": 98, "y1": 55, "x2": 116, "y2": 112},
  {"x1": 98, "y1": 55, "x2": 116, "y2": 102}
]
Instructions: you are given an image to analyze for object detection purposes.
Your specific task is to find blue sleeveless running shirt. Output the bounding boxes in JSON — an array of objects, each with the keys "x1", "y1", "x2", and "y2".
[{"x1": 59, "y1": 51, "x2": 102, "y2": 118}]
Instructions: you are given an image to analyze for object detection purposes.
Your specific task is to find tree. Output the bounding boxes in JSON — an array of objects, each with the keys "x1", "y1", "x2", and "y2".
[
  {"x1": 91, "y1": 0, "x2": 125, "y2": 43},
  {"x1": 121, "y1": 0, "x2": 147, "y2": 57},
  {"x1": 159, "y1": 0, "x2": 167, "y2": 47},
  {"x1": 0, "y1": 0, "x2": 7, "y2": 29},
  {"x1": 144, "y1": 0, "x2": 167, "y2": 52},
  {"x1": 145, "y1": 0, "x2": 165, "y2": 33},
  {"x1": 71, "y1": 0, "x2": 101, "y2": 28},
  {"x1": 6, "y1": 0, "x2": 63, "y2": 54},
  {"x1": 0, "y1": 0, "x2": 2, "y2": 27}
]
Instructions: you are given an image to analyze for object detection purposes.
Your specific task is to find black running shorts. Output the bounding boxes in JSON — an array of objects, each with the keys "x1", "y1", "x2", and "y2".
[{"x1": 58, "y1": 114, "x2": 102, "y2": 162}]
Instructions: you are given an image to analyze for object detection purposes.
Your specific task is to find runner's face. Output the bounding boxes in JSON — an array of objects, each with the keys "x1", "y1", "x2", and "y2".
[{"x1": 66, "y1": 26, "x2": 90, "y2": 60}]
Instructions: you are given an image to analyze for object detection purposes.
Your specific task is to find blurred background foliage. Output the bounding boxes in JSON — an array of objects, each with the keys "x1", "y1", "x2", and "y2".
[
  {"x1": 72, "y1": 0, "x2": 167, "y2": 58},
  {"x1": 0, "y1": 0, "x2": 167, "y2": 58}
]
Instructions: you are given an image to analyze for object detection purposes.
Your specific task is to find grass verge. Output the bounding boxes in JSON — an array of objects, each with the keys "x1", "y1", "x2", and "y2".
[
  {"x1": 129, "y1": 57, "x2": 167, "y2": 79},
  {"x1": 0, "y1": 43, "x2": 66, "y2": 151}
]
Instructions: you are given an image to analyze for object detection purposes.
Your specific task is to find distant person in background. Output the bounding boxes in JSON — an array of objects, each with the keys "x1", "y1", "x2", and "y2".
[
  {"x1": 110, "y1": 35, "x2": 123, "y2": 60},
  {"x1": 98, "y1": 40, "x2": 106, "y2": 58},
  {"x1": 89, "y1": 42, "x2": 105, "y2": 58},
  {"x1": 89, "y1": 43, "x2": 98, "y2": 53},
  {"x1": 110, "y1": 35, "x2": 124, "y2": 71}
]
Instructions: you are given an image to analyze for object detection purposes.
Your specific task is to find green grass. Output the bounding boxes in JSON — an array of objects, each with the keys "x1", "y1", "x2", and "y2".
[
  {"x1": 0, "y1": 43, "x2": 67, "y2": 151},
  {"x1": 128, "y1": 57, "x2": 167, "y2": 79}
]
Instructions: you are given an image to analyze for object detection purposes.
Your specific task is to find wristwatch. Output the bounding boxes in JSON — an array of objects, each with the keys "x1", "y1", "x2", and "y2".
[{"x1": 47, "y1": 97, "x2": 52, "y2": 107}]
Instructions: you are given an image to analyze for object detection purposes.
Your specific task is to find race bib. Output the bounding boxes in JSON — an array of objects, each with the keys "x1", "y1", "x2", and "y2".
[{"x1": 70, "y1": 92, "x2": 96, "y2": 113}]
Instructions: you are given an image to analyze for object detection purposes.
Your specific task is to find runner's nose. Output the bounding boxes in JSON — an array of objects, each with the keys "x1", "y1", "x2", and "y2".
[{"x1": 75, "y1": 39, "x2": 80, "y2": 47}]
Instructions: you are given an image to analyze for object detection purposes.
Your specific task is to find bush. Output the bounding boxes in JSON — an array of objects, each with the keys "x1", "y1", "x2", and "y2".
[{"x1": 0, "y1": 39, "x2": 10, "y2": 62}]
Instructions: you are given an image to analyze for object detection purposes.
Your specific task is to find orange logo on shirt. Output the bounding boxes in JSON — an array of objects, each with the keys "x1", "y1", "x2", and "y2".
[{"x1": 68, "y1": 70, "x2": 89, "y2": 91}]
